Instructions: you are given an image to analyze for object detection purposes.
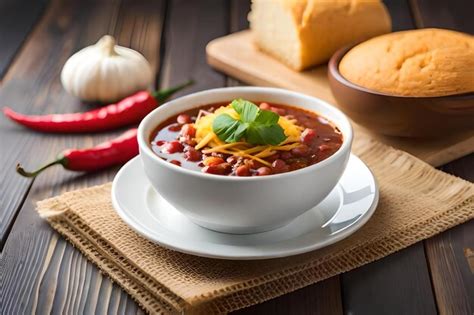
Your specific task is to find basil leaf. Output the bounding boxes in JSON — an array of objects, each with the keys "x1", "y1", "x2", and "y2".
[
  {"x1": 255, "y1": 109, "x2": 279, "y2": 125},
  {"x1": 231, "y1": 123, "x2": 248, "y2": 142},
  {"x1": 213, "y1": 114, "x2": 242, "y2": 143},
  {"x1": 247, "y1": 123, "x2": 287, "y2": 145},
  {"x1": 212, "y1": 99, "x2": 288, "y2": 146},
  {"x1": 231, "y1": 99, "x2": 259, "y2": 122}
]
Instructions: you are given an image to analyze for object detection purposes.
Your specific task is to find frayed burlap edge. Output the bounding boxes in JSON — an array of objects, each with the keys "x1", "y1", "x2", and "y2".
[
  {"x1": 39, "y1": 194, "x2": 473, "y2": 314},
  {"x1": 191, "y1": 197, "x2": 473, "y2": 314},
  {"x1": 41, "y1": 198, "x2": 185, "y2": 314},
  {"x1": 36, "y1": 139, "x2": 474, "y2": 314}
]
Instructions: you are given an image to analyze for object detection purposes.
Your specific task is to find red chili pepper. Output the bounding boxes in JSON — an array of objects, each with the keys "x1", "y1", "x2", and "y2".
[
  {"x1": 16, "y1": 128, "x2": 138, "y2": 177},
  {"x1": 3, "y1": 80, "x2": 193, "y2": 133}
]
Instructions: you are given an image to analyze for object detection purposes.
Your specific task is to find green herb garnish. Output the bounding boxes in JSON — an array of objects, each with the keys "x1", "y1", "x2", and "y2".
[{"x1": 212, "y1": 99, "x2": 287, "y2": 145}]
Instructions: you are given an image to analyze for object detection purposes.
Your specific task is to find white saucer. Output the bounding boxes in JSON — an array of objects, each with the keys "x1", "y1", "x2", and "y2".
[{"x1": 112, "y1": 155, "x2": 378, "y2": 260}]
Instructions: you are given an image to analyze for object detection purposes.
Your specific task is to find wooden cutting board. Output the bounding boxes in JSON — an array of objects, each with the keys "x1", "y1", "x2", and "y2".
[{"x1": 206, "y1": 31, "x2": 474, "y2": 167}]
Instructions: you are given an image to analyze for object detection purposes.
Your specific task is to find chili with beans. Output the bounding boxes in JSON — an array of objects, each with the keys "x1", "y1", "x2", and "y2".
[{"x1": 150, "y1": 102, "x2": 343, "y2": 176}]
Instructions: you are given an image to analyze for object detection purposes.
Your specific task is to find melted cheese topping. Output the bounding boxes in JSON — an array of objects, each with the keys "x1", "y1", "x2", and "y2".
[{"x1": 193, "y1": 104, "x2": 303, "y2": 166}]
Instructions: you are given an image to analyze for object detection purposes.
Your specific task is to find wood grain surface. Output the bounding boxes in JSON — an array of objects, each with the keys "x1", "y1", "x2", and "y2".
[
  {"x1": 0, "y1": 230, "x2": 144, "y2": 314},
  {"x1": 342, "y1": 243, "x2": 438, "y2": 315},
  {"x1": 383, "y1": 0, "x2": 416, "y2": 31},
  {"x1": 0, "y1": 0, "x2": 49, "y2": 80},
  {"x1": 0, "y1": 0, "x2": 49, "y2": 246},
  {"x1": 0, "y1": 0, "x2": 472, "y2": 314},
  {"x1": 0, "y1": 0, "x2": 165, "y2": 312},
  {"x1": 0, "y1": 0, "x2": 165, "y2": 247},
  {"x1": 414, "y1": 1, "x2": 474, "y2": 313},
  {"x1": 410, "y1": 0, "x2": 474, "y2": 33},
  {"x1": 425, "y1": 221, "x2": 474, "y2": 315}
]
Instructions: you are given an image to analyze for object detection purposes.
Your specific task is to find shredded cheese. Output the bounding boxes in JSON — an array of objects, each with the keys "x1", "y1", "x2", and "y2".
[{"x1": 193, "y1": 104, "x2": 303, "y2": 161}]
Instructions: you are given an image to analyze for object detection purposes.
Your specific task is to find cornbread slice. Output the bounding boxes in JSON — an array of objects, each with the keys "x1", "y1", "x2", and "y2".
[
  {"x1": 249, "y1": 0, "x2": 391, "y2": 71},
  {"x1": 339, "y1": 28, "x2": 474, "y2": 97}
]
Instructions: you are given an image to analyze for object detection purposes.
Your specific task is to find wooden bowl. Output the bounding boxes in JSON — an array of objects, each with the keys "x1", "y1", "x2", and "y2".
[{"x1": 328, "y1": 45, "x2": 474, "y2": 137}]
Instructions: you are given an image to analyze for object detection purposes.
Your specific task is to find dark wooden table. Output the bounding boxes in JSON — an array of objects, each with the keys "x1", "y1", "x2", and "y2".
[{"x1": 0, "y1": 1, "x2": 472, "y2": 314}]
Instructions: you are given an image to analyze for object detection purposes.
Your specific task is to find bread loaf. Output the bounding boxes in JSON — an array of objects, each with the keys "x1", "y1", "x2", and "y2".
[
  {"x1": 339, "y1": 28, "x2": 474, "y2": 97},
  {"x1": 249, "y1": 0, "x2": 391, "y2": 71}
]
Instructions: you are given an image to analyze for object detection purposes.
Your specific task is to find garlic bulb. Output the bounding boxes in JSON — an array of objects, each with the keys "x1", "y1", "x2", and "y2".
[{"x1": 61, "y1": 35, "x2": 153, "y2": 102}]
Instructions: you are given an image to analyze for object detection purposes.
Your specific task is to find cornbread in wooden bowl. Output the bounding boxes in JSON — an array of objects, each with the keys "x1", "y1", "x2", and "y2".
[
  {"x1": 249, "y1": 0, "x2": 391, "y2": 71},
  {"x1": 328, "y1": 28, "x2": 474, "y2": 137}
]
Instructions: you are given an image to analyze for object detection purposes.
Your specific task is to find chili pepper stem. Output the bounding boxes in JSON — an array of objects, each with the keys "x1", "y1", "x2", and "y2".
[
  {"x1": 16, "y1": 157, "x2": 67, "y2": 178},
  {"x1": 152, "y1": 79, "x2": 195, "y2": 103}
]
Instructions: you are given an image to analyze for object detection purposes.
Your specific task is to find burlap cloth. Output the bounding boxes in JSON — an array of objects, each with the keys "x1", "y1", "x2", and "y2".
[{"x1": 37, "y1": 138, "x2": 473, "y2": 314}]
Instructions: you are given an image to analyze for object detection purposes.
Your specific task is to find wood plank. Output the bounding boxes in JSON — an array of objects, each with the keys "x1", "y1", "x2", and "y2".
[
  {"x1": 426, "y1": 154, "x2": 474, "y2": 314},
  {"x1": 383, "y1": 0, "x2": 416, "y2": 31},
  {"x1": 227, "y1": 0, "x2": 250, "y2": 87},
  {"x1": 0, "y1": 0, "x2": 164, "y2": 247},
  {"x1": 0, "y1": 0, "x2": 49, "y2": 80},
  {"x1": 228, "y1": 2, "x2": 344, "y2": 314},
  {"x1": 425, "y1": 221, "x2": 474, "y2": 315},
  {"x1": 440, "y1": 154, "x2": 474, "y2": 181},
  {"x1": 159, "y1": 0, "x2": 228, "y2": 94},
  {"x1": 0, "y1": 0, "x2": 49, "y2": 246},
  {"x1": 0, "y1": 229, "x2": 143, "y2": 315},
  {"x1": 410, "y1": 0, "x2": 474, "y2": 33},
  {"x1": 342, "y1": 243, "x2": 438, "y2": 315},
  {"x1": 410, "y1": 1, "x2": 474, "y2": 313},
  {"x1": 341, "y1": 3, "x2": 438, "y2": 315},
  {"x1": 229, "y1": 0, "x2": 251, "y2": 34},
  {"x1": 0, "y1": 0, "x2": 165, "y2": 313},
  {"x1": 236, "y1": 277, "x2": 343, "y2": 315}
]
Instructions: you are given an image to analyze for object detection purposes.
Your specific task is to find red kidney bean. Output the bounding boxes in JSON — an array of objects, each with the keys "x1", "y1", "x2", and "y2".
[
  {"x1": 180, "y1": 124, "x2": 196, "y2": 137},
  {"x1": 170, "y1": 160, "x2": 181, "y2": 166},
  {"x1": 177, "y1": 114, "x2": 192, "y2": 124},
  {"x1": 259, "y1": 102, "x2": 271, "y2": 110},
  {"x1": 270, "y1": 106, "x2": 286, "y2": 116},
  {"x1": 265, "y1": 152, "x2": 280, "y2": 162},
  {"x1": 235, "y1": 165, "x2": 251, "y2": 176},
  {"x1": 168, "y1": 124, "x2": 182, "y2": 132},
  {"x1": 246, "y1": 159, "x2": 264, "y2": 169},
  {"x1": 202, "y1": 165, "x2": 223, "y2": 175},
  {"x1": 272, "y1": 159, "x2": 289, "y2": 173},
  {"x1": 155, "y1": 140, "x2": 166, "y2": 146},
  {"x1": 184, "y1": 147, "x2": 202, "y2": 161},
  {"x1": 291, "y1": 144, "x2": 310, "y2": 157},
  {"x1": 162, "y1": 141, "x2": 184, "y2": 154},
  {"x1": 226, "y1": 156, "x2": 239, "y2": 164},
  {"x1": 220, "y1": 163, "x2": 232, "y2": 173},
  {"x1": 181, "y1": 137, "x2": 197, "y2": 146},
  {"x1": 202, "y1": 163, "x2": 232, "y2": 175},
  {"x1": 203, "y1": 156, "x2": 225, "y2": 166},
  {"x1": 256, "y1": 166, "x2": 272, "y2": 176},
  {"x1": 301, "y1": 128, "x2": 316, "y2": 144},
  {"x1": 280, "y1": 151, "x2": 293, "y2": 160}
]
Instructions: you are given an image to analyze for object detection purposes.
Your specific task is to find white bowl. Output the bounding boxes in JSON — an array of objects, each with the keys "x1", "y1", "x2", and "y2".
[{"x1": 138, "y1": 87, "x2": 353, "y2": 234}]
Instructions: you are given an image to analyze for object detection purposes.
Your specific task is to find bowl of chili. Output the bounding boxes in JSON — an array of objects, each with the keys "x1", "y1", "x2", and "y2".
[{"x1": 137, "y1": 87, "x2": 353, "y2": 234}]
